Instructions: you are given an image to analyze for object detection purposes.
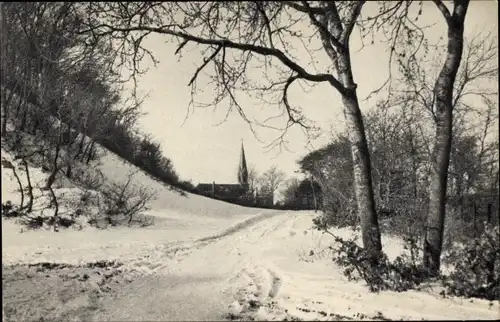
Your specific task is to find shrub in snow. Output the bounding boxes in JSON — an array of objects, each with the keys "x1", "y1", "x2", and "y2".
[
  {"x1": 70, "y1": 166, "x2": 105, "y2": 191},
  {"x1": 45, "y1": 216, "x2": 76, "y2": 228},
  {"x1": 332, "y1": 233, "x2": 430, "y2": 293},
  {"x1": 2, "y1": 201, "x2": 15, "y2": 217},
  {"x1": 24, "y1": 215, "x2": 46, "y2": 229},
  {"x1": 1, "y1": 200, "x2": 44, "y2": 229},
  {"x1": 312, "y1": 203, "x2": 358, "y2": 230},
  {"x1": 443, "y1": 225, "x2": 499, "y2": 301},
  {"x1": 93, "y1": 172, "x2": 157, "y2": 228}
]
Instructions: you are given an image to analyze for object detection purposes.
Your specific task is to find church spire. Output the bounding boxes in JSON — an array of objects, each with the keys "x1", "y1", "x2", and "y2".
[{"x1": 238, "y1": 141, "x2": 248, "y2": 185}]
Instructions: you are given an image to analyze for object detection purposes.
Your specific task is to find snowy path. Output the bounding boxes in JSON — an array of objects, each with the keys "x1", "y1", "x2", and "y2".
[
  {"x1": 2, "y1": 147, "x2": 498, "y2": 321},
  {"x1": 90, "y1": 211, "x2": 294, "y2": 321},
  {"x1": 88, "y1": 210, "x2": 499, "y2": 321},
  {"x1": 3, "y1": 205, "x2": 498, "y2": 321}
]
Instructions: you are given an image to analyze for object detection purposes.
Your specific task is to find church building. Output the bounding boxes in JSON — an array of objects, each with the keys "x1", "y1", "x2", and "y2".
[{"x1": 196, "y1": 143, "x2": 274, "y2": 207}]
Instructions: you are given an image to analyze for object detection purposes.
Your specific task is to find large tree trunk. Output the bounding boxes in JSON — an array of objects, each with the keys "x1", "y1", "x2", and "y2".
[
  {"x1": 336, "y1": 49, "x2": 382, "y2": 261},
  {"x1": 343, "y1": 93, "x2": 382, "y2": 260},
  {"x1": 424, "y1": 0, "x2": 469, "y2": 276},
  {"x1": 319, "y1": 2, "x2": 382, "y2": 261}
]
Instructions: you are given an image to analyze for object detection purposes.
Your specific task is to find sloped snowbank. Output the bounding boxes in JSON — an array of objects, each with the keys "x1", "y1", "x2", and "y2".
[{"x1": 1, "y1": 144, "x2": 266, "y2": 268}]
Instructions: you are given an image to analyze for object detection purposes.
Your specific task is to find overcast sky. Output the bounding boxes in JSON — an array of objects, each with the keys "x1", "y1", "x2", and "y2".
[{"x1": 127, "y1": 1, "x2": 498, "y2": 186}]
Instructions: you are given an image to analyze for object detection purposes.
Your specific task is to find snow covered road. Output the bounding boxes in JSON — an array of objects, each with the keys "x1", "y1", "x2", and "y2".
[
  {"x1": 85, "y1": 210, "x2": 500, "y2": 321},
  {"x1": 3, "y1": 147, "x2": 498, "y2": 321}
]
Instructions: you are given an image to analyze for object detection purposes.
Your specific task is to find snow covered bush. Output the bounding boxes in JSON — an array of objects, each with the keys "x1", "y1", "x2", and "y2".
[
  {"x1": 443, "y1": 225, "x2": 500, "y2": 301},
  {"x1": 332, "y1": 234, "x2": 430, "y2": 293}
]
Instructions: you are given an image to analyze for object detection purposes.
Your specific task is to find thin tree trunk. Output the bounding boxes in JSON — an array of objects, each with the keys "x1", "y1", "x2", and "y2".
[
  {"x1": 74, "y1": 133, "x2": 85, "y2": 160},
  {"x1": 86, "y1": 141, "x2": 96, "y2": 164},
  {"x1": 9, "y1": 164, "x2": 24, "y2": 210},
  {"x1": 1, "y1": 85, "x2": 16, "y2": 137},
  {"x1": 310, "y1": 175, "x2": 318, "y2": 212},
  {"x1": 15, "y1": 95, "x2": 22, "y2": 118},
  {"x1": 424, "y1": 0, "x2": 469, "y2": 276},
  {"x1": 45, "y1": 135, "x2": 61, "y2": 190},
  {"x1": 48, "y1": 184, "x2": 59, "y2": 232},
  {"x1": 22, "y1": 158, "x2": 34, "y2": 213},
  {"x1": 66, "y1": 163, "x2": 72, "y2": 178}
]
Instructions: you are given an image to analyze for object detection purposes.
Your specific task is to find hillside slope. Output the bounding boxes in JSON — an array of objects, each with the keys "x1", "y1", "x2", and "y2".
[
  {"x1": 1, "y1": 139, "x2": 270, "y2": 268},
  {"x1": 95, "y1": 144, "x2": 268, "y2": 218}
]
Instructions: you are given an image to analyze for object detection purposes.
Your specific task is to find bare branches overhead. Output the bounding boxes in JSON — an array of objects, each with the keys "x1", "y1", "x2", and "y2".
[{"x1": 74, "y1": 1, "x2": 381, "y2": 151}]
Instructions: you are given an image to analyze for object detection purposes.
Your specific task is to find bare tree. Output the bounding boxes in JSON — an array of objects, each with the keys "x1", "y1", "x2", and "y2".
[
  {"x1": 390, "y1": 2, "x2": 497, "y2": 274},
  {"x1": 97, "y1": 171, "x2": 157, "y2": 227},
  {"x1": 259, "y1": 165, "x2": 286, "y2": 200},
  {"x1": 281, "y1": 177, "x2": 301, "y2": 206},
  {"x1": 77, "y1": 1, "x2": 390, "y2": 259},
  {"x1": 247, "y1": 164, "x2": 259, "y2": 194}
]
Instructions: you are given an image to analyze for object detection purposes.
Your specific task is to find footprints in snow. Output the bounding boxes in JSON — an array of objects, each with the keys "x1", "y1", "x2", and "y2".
[
  {"x1": 229, "y1": 265, "x2": 284, "y2": 320},
  {"x1": 267, "y1": 269, "x2": 282, "y2": 299}
]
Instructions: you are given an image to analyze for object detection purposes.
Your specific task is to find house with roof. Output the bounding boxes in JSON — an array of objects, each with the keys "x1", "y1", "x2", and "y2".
[{"x1": 196, "y1": 143, "x2": 274, "y2": 207}]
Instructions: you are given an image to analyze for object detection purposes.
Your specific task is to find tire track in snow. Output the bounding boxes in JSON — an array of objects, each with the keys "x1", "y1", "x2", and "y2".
[{"x1": 125, "y1": 211, "x2": 286, "y2": 274}]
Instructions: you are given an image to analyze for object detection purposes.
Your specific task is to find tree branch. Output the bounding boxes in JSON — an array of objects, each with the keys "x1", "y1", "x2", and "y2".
[
  {"x1": 94, "y1": 23, "x2": 347, "y2": 93},
  {"x1": 301, "y1": 1, "x2": 345, "y2": 51},
  {"x1": 283, "y1": 74, "x2": 304, "y2": 127},
  {"x1": 432, "y1": 0, "x2": 452, "y2": 25},
  {"x1": 342, "y1": 1, "x2": 366, "y2": 45},
  {"x1": 284, "y1": 1, "x2": 325, "y2": 15},
  {"x1": 188, "y1": 45, "x2": 222, "y2": 86},
  {"x1": 255, "y1": 1, "x2": 275, "y2": 48}
]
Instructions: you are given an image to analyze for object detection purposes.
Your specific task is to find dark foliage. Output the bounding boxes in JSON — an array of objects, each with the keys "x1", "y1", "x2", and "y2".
[
  {"x1": 2, "y1": 201, "x2": 19, "y2": 218},
  {"x1": 282, "y1": 178, "x2": 322, "y2": 210},
  {"x1": 443, "y1": 225, "x2": 500, "y2": 301},
  {"x1": 331, "y1": 233, "x2": 431, "y2": 293},
  {"x1": 45, "y1": 216, "x2": 77, "y2": 228}
]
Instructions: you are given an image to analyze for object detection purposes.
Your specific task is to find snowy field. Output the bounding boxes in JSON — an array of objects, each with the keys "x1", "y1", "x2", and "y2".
[{"x1": 2, "y1": 145, "x2": 499, "y2": 321}]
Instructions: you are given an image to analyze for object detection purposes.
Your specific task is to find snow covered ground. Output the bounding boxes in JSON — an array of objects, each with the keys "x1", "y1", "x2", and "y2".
[{"x1": 2, "y1": 145, "x2": 499, "y2": 321}]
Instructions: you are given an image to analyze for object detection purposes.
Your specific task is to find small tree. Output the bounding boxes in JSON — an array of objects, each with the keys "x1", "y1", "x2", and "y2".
[
  {"x1": 258, "y1": 165, "x2": 286, "y2": 204},
  {"x1": 283, "y1": 177, "x2": 321, "y2": 210},
  {"x1": 281, "y1": 177, "x2": 301, "y2": 208}
]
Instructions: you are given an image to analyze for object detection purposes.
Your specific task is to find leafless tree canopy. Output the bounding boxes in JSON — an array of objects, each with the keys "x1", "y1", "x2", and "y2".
[
  {"x1": 259, "y1": 164, "x2": 286, "y2": 195},
  {"x1": 73, "y1": 2, "x2": 428, "y2": 143}
]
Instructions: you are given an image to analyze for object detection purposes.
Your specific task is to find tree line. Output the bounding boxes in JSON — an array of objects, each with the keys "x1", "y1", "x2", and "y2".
[{"x1": 0, "y1": 3, "x2": 191, "y2": 195}]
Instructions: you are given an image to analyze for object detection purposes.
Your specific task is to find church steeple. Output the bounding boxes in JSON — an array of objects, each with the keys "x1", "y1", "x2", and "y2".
[{"x1": 238, "y1": 141, "x2": 248, "y2": 185}]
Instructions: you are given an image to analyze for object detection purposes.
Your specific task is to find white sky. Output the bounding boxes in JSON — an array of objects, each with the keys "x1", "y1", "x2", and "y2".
[{"x1": 127, "y1": 1, "x2": 498, "y2": 185}]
